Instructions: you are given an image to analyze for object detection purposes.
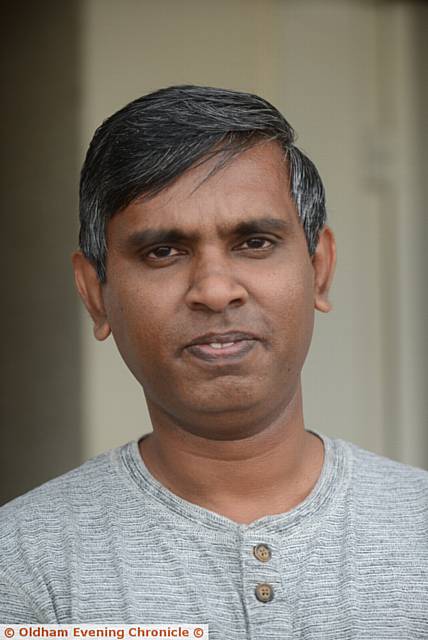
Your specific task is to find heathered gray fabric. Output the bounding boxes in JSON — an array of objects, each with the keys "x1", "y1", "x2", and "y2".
[{"x1": 0, "y1": 428, "x2": 427, "y2": 638}]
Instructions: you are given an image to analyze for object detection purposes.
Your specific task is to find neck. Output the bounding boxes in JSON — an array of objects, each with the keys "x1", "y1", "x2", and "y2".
[{"x1": 138, "y1": 384, "x2": 324, "y2": 524}]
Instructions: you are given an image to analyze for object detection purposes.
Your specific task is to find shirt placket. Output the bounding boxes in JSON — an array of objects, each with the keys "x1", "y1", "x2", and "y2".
[{"x1": 240, "y1": 532, "x2": 291, "y2": 640}]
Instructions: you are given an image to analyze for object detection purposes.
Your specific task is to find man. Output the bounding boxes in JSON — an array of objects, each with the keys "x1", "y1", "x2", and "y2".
[{"x1": 0, "y1": 85, "x2": 427, "y2": 637}]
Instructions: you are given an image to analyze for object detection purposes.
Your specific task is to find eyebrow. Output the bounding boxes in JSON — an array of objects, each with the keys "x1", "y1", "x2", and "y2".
[{"x1": 122, "y1": 217, "x2": 293, "y2": 251}]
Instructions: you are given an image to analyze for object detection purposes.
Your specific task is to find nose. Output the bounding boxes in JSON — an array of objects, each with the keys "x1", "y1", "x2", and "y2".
[{"x1": 184, "y1": 251, "x2": 249, "y2": 313}]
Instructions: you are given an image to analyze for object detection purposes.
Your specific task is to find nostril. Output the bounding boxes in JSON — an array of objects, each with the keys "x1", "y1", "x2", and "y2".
[{"x1": 185, "y1": 277, "x2": 248, "y2": 312}]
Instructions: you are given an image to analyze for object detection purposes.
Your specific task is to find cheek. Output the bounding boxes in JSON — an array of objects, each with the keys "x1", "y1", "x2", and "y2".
[
  {"x1": 105, "y1": 276, "x2": 188, "y2": 380},
  {"x1": 265, "y1": 260, "x2": 313, "y2": 317},
  {"x1": 105, "y1": 278, "x2": 173, "y2": 373},
  {"x1": 267, "y1": 267, "x2": 315, "y2": 360}
]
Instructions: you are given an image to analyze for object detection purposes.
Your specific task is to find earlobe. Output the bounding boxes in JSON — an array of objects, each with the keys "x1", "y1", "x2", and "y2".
[
  {"x1": 71, "y1": 251, "x2": 111, "y2": 341},
  {"x1": 93, "y1": 321, "x2": 111, "y2": 341},
  {"x1": 312, "y1": 226, "x2": 337, "y2": 314}
]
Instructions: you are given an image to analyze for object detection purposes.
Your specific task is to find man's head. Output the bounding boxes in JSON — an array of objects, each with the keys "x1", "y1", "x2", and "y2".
[
  {"x1": 73, "y1": 85, "x2": 336, "y2": 440},
  {"x1": 79, "y1": 85, "x2": 327, "y2": 283}
]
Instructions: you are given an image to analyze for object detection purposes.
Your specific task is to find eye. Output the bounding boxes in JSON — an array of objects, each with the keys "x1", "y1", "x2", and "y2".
[
  {"x1": 145, "y1": 246, "x2": 182, "y2": 260},
  {"x1": 237, "y1": 237, "x2": 276, "y2": 250}
]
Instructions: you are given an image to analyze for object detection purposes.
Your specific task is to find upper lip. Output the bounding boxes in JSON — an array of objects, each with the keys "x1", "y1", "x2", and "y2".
[{"x1": 186, "y1": 331, "x2": 259, "y2": 347}]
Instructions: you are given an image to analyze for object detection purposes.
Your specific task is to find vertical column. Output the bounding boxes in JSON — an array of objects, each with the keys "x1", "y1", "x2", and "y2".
[{"x1": 374, "y1": 2, "x2": 428, "y2": 467}]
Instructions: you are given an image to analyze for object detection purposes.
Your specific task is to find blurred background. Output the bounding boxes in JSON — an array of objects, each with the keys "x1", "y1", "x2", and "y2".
[{"x1": 1, "y1": 0, "x2": 427, "y2": 505}]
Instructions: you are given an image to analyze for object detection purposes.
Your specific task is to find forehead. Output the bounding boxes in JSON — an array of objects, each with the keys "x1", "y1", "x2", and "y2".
[{"x1": 107, "y1": 141, "x2": 298, "y2": 240}]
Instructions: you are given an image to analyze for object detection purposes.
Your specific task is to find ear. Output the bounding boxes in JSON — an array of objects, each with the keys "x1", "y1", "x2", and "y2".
[
  {"x1": 71, "y1": 251, "x2": 111, "y2": 340},
  {"x1": 312, "y1": 225, "x2": 336, "y2": 313}
]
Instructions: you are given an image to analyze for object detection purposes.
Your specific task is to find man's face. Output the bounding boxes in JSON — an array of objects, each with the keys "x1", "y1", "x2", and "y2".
[{"x1": 89, "y1": 142, "x2": 329, "y2": 439}]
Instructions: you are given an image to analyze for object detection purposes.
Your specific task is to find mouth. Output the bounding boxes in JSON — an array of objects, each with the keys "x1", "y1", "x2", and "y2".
[{"x1": 184, "y1": 331, "x2": 260, "y2": 363}]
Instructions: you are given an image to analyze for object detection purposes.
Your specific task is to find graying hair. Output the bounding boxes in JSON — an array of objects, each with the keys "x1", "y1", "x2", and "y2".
[{"x1": 79, "y1": 85, "x2": 326, "y2": 282}]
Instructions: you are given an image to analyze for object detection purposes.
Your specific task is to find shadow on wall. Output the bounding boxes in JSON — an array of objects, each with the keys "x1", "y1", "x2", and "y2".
[{"x1": 0, "y1": 1, "x2": 82, "y2": 505}]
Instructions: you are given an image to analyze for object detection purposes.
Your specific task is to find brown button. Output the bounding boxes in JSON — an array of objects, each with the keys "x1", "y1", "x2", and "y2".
[
  {"x1": 253, "y1": 543, "x2": 272, "y2": 563},
  {"x1": 255, "y1": 583, "x2": 274, "y2": 603}
]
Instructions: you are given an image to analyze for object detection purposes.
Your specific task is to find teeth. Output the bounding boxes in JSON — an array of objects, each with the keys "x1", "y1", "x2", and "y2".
[{"x1": 208, "y1": 342, "x2": 235, "y2": 349}]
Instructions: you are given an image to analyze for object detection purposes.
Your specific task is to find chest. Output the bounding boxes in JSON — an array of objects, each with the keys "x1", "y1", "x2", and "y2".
[{"x1": 46, "y1": 525, "x2": 428, "y2": 639}]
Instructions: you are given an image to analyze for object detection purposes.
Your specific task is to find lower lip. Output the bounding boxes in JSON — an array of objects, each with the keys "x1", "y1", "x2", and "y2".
[{"x1": 186, "y1": 339, "x2": 258, "y2": 362}]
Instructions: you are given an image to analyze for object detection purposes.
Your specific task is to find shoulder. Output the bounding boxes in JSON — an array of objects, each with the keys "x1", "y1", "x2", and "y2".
[
  {"x1": 0, "y1": 444, "x2": 131, "y2": 568},
  {"x1": 336, "y1": 436, "x2": 428, "y2": 532},
  {"x1": 1, "y1": 446, "x2": 116, "y2": 519},
  {"x1": 0, "y1": 445, "x2": 128, "y2": 622},
  {"x1": 343, "y1": 437, "x2": 428, "y2": 490}
]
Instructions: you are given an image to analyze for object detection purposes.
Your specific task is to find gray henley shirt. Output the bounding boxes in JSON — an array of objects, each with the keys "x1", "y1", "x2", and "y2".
[{"x1": 0, "y1": 429, "x2": 427, "y2": 639}]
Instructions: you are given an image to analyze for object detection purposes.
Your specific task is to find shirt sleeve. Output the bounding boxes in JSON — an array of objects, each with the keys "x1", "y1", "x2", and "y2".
[{"x1": 0, "y1": 570, "x2": 41, "y2": 623}]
